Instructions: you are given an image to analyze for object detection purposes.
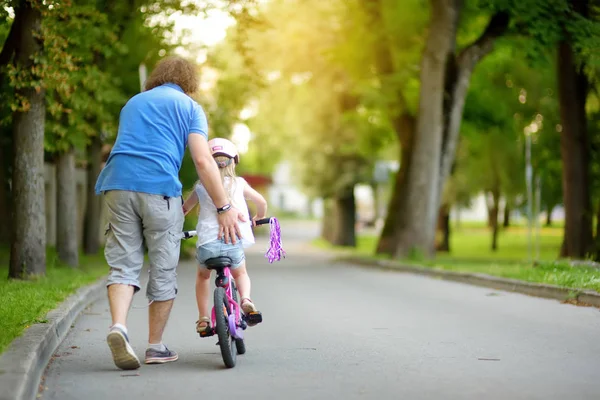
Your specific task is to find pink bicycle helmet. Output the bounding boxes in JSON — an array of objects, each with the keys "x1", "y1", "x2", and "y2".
[{"x1": 208, "y1": 137, "x2": 239, "y2": 165}]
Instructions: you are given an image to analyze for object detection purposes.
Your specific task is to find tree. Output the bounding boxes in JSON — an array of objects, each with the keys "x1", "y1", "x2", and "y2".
[
  {"x1": 8, "y1": 0, "x2": 46, "y2": 278},
  {"x1": 373, "y1": 0, "x2": 509, "y2": 258},
  {"x1": 44, "y1": 2, "x2": 122, "y2": 266},
  {"x1": 0, "y1": 8, "x2": 13, "y2": 246},
  {"x1": 557, "y1": 0, "x2": 594, "y2": 258}
]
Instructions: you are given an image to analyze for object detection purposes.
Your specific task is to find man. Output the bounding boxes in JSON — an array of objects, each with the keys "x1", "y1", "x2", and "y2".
[{"x1": 95, "y1": 56, "x2": 245, "y2": 370}]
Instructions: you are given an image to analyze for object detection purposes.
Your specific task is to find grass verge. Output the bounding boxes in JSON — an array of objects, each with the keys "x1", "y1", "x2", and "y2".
[
  {"x1": 313, "y1": 224, "x2": 600, "y2": 293},
  {"x1": 0, "y1": 247, "x2": 108, "y2": 354}
]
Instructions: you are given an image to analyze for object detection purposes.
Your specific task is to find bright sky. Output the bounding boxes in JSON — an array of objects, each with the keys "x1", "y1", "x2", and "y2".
[
  {"x1": 171, "y1": 7, "x2": 252, "y2": 153},
  {"x1": 169, "y1": 7, "x2": 235, "y2": 62}
]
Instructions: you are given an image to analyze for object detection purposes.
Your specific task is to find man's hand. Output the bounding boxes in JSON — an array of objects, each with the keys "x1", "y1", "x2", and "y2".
[{"x1": 217, "y1": 207, "x2": 247, "y2": 244}]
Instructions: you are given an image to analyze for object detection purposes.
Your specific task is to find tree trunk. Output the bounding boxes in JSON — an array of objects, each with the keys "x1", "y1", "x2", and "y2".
[
  {"x1": 0, "y1": 128, "x2": 11, "y2": 245},
  {"x1": 376, "y1": 125, "x2": 414, "y2": 255},
  {"x1": 331, "y1": 187, "x2": 356, "y2": 247},
  {"x1": 321, "y1": 198, "x2": 335, "y2": 243},
  {"x1": 56, "y1": 148, "x2": 79, "y2": 267},
  {"x1": 490, "y1": 190, "x2": 500, "y2": 251},
  {"x1": 594, "y1": 198, "x2": 600, "y2": 262},
  {"x1": 9, "y1": 1, "x2": 46, "y2": 278},
  {"x1": 395, "y1": 0, "x2": 460, "y2": 258},
  {"x1": 545, "y1": 204, "x2": 554, "y2": 227},
  {"x1": 557, "y1": 36, "x2": 593, "y2": 258},
  {"x1": 436, "y1": 203, "x2": 451, "y2": 252},
  {"x1": 435, "y1": 11, "x2": 510, "y2": 222},
  {"x1": 83, "y1": 136, "x2": 103, "y2": 254},
  {"x1": 486, "y1": 206, "x2": 494, "y2": 228},
  {"x1": 503, "y1": 203, "x2": 510, "y2": 228}
]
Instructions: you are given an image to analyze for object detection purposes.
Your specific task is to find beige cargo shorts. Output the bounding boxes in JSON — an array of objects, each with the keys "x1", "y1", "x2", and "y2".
[{"x1": 103, "y1": 190, "x2": 184, "y2": 301}]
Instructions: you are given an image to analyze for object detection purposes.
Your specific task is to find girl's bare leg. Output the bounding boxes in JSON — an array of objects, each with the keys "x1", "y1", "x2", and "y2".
[
  {"x1": 231, "y1": 261, "x2": 251, "y2": 299},
  {"x1": 195, "y1": 267, "x2": 212, "y2": 331}
]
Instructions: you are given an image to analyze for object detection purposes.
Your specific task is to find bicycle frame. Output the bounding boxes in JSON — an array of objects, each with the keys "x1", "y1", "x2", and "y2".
[{"x1": 211, "y1": 266, "x2": 245, "y2": 340}]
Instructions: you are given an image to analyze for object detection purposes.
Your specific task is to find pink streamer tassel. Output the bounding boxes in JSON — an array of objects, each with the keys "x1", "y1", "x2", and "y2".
[{"x1": 265, "y1": 217, "x2": 286, "y2": 263}]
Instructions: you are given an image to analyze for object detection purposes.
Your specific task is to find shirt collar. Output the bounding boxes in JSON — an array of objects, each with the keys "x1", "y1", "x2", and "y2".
[{"x1": 163, "y1": 83, "x2": 184, "y2": 93}]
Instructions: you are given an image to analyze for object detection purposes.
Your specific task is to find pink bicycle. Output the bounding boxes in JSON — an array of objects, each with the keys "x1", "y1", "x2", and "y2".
[{"x1": 181, "y1": 217, "x2": 285, "y2": 368}]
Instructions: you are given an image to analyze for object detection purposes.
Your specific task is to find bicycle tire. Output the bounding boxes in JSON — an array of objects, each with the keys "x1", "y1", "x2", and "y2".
[
  {"x1": 214, "y1": 287, "x2": 236, "y2": 368},
  {"x1": 231, "y1": 281, "x2": 247, "y2": 355}
]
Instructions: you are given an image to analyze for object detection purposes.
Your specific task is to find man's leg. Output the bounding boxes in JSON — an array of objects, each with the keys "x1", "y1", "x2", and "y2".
[
  {"x1": 104, "y1": 190, "x2": 145, "y2": 370},
  {"x1": 148, "y1": 299, "x2": 174, "y2": 344},
  {"x1": 107, "y1": 284, "x2": 135, "y2": 326},
  {"x1": 141, "y1": 194, "x2": 184, "y2": 364}
]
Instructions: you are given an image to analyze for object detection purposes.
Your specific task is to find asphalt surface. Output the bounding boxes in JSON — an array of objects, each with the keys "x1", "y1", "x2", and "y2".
[{"x1": 41, "y1": 221, "x2": 600, "y2": 400}]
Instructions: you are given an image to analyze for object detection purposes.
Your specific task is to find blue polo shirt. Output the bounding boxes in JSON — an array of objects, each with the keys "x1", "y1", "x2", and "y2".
[{"x1": 95, "y1": 83, "x2": 208, "y2": 198}]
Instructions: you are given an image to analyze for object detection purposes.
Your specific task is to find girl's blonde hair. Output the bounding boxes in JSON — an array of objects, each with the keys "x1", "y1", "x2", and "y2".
[
  {"x1": 194, "y1": 155, "x2": 237, "y2": 204},
  {"x1": 215, "y1": 155, "x2": 238, "y2": 202}
]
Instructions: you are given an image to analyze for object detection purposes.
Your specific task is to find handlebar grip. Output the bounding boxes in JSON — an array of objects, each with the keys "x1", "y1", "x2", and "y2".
[
  {"x1": 182, "y1": 230, "x2": 197, "y2": 239},
  {"x1": 254, "y1": 217, "x2": 271, "y2": 226}
]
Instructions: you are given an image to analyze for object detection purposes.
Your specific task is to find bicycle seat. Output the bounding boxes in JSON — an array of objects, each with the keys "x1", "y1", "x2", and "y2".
[{"x1": 204, "y1": 256, "x2": 233, "y2": 270}]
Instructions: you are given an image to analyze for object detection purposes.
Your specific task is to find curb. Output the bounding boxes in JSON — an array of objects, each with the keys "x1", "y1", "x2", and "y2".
[
  {"x1": 338, "y1": 256, "x2": 600, "y2": 308},
  {"x1": 0, "y1": 277, "x2": 107, "y2": 400}
]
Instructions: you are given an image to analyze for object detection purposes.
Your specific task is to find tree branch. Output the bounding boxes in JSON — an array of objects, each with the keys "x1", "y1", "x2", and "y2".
[{"x1": 457, "y1": 11, "x2": 510, "y2": 68}]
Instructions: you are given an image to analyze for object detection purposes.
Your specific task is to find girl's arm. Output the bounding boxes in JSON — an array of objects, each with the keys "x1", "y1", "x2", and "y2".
[
  {"x1": 182, "y1": 189, "x2": 199, "y2": 216},
  {"x1": 243, "y1": 183, "x2": 268, "y2": 222}
]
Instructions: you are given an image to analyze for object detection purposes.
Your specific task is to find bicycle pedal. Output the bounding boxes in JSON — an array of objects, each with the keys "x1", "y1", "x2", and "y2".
[
  {"x1": 246, "y1": 312, "x2": 263, "y2": 325},
  {"x1": 199, "y1": 329, "x2": 215, "y2": 338}
]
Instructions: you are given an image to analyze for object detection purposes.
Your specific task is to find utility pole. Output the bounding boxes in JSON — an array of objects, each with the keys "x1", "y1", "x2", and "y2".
[{"x1": 525, "y1": 130, "x2": 533, "y2": 264}]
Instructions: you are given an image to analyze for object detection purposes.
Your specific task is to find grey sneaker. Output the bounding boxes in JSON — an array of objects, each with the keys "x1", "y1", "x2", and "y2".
[
  {"x1": 145, "y1": 346, "x2": 179, "y2": 364},
  {"x1": 106, "y1": 327, "x2": 141, "y2": 370}
]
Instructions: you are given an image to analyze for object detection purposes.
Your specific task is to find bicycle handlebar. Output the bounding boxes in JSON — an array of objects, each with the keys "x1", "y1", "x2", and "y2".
[
  {"x1": 181, "y1": 217, "x2": 273, "y2": 240},
  {"x1": 254, "y1": 217, "x2": 272, "y2": 226}
]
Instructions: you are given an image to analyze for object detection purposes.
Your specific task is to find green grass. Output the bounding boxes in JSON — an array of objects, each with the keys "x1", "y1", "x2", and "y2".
[
  {"x1": 314, "y1": 223, "x2": 600, "y2": 294},
  {"x1": 0, "y1": 247, "x2": 108, "y2": 354}
]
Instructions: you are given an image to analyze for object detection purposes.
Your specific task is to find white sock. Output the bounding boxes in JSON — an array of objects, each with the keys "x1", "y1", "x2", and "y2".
[
  {"x1": 111, "y1": 323, "x2": 128, "y2": 335},
  {"x1": 148, "y1": 342, "x2": 166, "y2": 352}
]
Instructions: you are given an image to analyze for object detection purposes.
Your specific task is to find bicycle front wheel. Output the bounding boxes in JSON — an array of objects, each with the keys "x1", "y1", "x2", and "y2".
[{"x1": 214, "y1": 287, "x2": 236, "y2": 368}]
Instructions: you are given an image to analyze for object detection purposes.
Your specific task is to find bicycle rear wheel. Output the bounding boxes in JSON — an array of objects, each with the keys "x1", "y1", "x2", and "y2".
[
  {"x1": 231, "y1": 281, "x2": 246, "y2": 355},
  {"x1": 214, "y1": 287, "x2": 236, "y2": 368}
]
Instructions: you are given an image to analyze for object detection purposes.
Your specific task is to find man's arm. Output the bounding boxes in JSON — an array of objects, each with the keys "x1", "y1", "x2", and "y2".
[{"x1": 188, "y1": 133, "x2": 245, "y2": 243}]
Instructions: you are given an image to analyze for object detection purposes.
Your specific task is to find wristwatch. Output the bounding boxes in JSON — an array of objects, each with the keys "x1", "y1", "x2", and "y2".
[{"x1": 217, "y1": 204, "x2": 232, "y2": 214}]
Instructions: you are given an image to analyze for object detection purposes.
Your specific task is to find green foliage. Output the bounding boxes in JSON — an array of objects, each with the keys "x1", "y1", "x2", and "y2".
[
  {"x1": 43, "y1": 1, "x2": 126, "y2": 153},
  {"x1": 479, "y1": 0, "x2": 600, "y2": 66},
  {"x1": 458, "y1": 38, "x2": 562, "y2": 211},
  {"x1": 207, "y1": 0, "x2": 422, "y2": 195}
]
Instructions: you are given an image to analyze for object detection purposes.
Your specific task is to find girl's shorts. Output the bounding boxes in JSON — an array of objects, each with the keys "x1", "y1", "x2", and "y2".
[{"x1": 196, "y1": 239, "x2": 245, "y2": 269}]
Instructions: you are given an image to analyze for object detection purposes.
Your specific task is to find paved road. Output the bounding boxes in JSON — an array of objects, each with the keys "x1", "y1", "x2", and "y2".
[{"x1": 41, "y1": 221, "x2": 600, "y2": 400}]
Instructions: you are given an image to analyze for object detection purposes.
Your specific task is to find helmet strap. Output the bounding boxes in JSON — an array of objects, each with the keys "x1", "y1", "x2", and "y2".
[{"x1": 216, "y1": 158, "x2": 233, "y2": 169}]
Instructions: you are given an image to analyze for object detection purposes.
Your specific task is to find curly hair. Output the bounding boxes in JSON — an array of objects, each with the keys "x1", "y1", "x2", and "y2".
[{"x1": 144, "y1": 56, "x2": 199, "y2": 95}]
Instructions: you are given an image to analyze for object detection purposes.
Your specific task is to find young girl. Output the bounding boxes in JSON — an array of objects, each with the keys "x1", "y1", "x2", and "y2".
[{"x1": 183, "y1": 137, "x2": 268, "y2": 335}]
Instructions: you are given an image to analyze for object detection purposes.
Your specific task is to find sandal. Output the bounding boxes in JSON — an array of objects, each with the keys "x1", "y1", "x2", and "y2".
[
  {"x1": 241, "y1": 298, "x2": 263, "y2": 327},
  {"x1": 241, "y1": 297, "x2": 257, "y2": 314},
  {"x1": 196, "y1": 316, "x2": 211, "y2": 335}
]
